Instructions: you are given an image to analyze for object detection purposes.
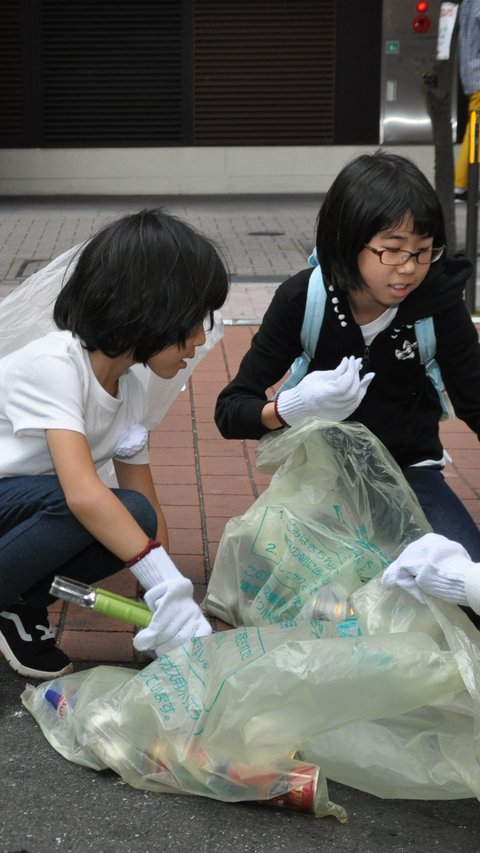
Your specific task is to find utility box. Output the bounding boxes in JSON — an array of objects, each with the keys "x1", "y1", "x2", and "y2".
[{"x1": 380, "y1": 0, "x2": 457, "y2": 143}]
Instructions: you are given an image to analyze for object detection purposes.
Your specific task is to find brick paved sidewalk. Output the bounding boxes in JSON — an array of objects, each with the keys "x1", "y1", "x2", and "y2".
[{"x1": 41, "y1": 323, "x2": 480, "y2": 668}]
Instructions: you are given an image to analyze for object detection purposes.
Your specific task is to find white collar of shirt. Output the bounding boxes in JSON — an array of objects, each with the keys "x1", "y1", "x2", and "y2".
[{"x1": 360, "y1": 306, "x2": 398, "y2": 345}]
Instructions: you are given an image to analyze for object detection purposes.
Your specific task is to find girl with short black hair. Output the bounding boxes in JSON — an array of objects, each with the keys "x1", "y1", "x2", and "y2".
[{"x1": 0, "y1": 208, "x2": 229, "y2": 679}]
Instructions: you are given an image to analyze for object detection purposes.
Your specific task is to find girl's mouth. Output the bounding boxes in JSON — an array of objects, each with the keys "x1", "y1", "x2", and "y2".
[{"x1": 389, "y1": 283, "x2": 412, "y2": 298}]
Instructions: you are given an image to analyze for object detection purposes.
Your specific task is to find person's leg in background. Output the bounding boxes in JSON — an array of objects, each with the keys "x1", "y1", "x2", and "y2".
[{"x1": 454, "y1": 91, "x2": 480, "y2": 198}]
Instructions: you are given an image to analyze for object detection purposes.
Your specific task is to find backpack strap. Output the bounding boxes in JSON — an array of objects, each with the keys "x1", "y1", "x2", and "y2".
[
  {"x1": 300, "y1": 263, "x2": 326, "y2": 360},
  {"x1": 415, "y1": 316, "x2": 436, "y2": 363},
  {"x1": 274, "y1": 255, "x2": 326, "y2": 397},
  {"x1": 415, "y1": 317, "x2": 454, "y2": 419}
]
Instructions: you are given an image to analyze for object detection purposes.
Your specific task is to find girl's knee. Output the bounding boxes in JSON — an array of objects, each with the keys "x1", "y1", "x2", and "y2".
[{"x1": 116, "y1": 489, "x2": 158, "y2": 539}]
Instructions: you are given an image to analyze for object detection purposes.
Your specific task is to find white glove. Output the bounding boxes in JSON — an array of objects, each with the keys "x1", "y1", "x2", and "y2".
[
  {"x1": 130, "y1": 545, "x2": 212, "y2": 654},
  {"x1": 381, "y1": 533, "x2": 478, "y2": 606},
  {"x1": 276, "y1": 356, "x2": 375, "y2": 427}
]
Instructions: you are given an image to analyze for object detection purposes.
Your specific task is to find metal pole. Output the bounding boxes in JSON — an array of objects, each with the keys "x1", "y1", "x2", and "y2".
[{"x1": 465, "y1": 110, "x2": 479, "y2": 314}]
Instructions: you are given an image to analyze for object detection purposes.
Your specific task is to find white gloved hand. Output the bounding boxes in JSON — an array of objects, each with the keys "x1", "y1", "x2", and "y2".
[
  {"x1": 276, "y1": 356, "x2": 375, "y2": 427},
  {"x1": 130, "y1": 545, "x2": 212, "y2": 654},
  {"x1": 381, "y1": 533, "x2": 476, "y2": 605}
]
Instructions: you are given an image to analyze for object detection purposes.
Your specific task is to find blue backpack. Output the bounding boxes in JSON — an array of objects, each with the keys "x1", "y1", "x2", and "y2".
[{"x1": 276, "y1": 251, "x2": 454, "y2": 419}]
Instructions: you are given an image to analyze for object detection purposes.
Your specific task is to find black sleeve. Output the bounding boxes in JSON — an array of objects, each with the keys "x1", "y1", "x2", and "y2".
[
  {"x1": 434, "y1": 301, "x2": 480, "y2": 436},
  {"x1": 215, "y1": 272, "x2": 310, "y2": 439}
]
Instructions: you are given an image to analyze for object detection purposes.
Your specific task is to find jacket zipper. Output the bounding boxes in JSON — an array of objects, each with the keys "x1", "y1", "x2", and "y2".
[{"x1": 360, "y1": 345, "x2": 370, "y2": 377}]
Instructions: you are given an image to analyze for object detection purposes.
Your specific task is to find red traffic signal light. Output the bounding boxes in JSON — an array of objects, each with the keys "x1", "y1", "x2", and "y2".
[{"x1": 417, "y1": 1, "x2": 428, "y2": 11}]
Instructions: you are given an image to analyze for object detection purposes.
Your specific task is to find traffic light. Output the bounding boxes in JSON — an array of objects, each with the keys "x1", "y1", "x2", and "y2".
[{"x1": 412, "y1": 0, "x2": 431, "y2": 33}]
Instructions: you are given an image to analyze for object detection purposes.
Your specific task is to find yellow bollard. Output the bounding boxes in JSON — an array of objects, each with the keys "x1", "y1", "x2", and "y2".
[{"x1": 465, "y1": 110, "x2": 479, "y2": 313}]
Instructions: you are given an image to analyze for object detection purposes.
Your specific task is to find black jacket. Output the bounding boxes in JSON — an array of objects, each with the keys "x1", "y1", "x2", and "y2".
[{"x1": 215, "y1": 256, "x2": 480, "y2": 468}]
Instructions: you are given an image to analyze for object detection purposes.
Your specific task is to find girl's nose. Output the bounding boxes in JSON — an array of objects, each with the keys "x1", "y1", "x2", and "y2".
[{"x1": 397, "y1": 256, "x2": 416, "y2": 273}]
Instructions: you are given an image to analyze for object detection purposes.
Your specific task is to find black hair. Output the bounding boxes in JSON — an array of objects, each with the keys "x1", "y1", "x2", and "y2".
[
  {"x1": 315, "y1": 150, "x2": 447, "y2": 292},
  {"x1": 54, "y1": 209, "x2": 229, "y2": 362}
]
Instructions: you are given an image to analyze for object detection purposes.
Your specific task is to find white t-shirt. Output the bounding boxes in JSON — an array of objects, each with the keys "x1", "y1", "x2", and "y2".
[
  {"x1": 0, "y1": 330, "x2": 149, "y2": 478},
  {"x1": 360, "y1": 306, "x2": 398, "y2": 346}
]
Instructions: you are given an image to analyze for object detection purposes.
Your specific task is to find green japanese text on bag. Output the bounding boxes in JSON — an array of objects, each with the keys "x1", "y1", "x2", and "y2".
[{"x1": 203, "y1": 418, "x2": 431, "y2": 628}]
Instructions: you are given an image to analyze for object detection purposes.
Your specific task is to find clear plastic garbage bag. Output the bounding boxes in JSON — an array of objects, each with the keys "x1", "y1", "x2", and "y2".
[
  {"x1": 22, "y1": 590, "x2": 480, "y2": 817},
  {"x1": 21, "y1": 417, "x2": 480, "y2": 813},
  {"x1": 302, "y1": 580, "x2": 480, "y2": 800},
  {"x1": 203, "y1": 418, "x2": 431, "y2": 627}
]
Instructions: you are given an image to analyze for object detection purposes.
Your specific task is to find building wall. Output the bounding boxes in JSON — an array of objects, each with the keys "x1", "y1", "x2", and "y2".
[
  {"x1": 0, "y1": 145, "x2": 439, "y2": 196},
  {"x1": 0, "y1": 0, "x2": 451, "y2": 195}
]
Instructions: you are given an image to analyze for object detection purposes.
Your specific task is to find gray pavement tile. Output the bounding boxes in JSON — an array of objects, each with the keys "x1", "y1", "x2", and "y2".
[{"x1": 0, "y1": 195, "x2": 479, "y2": 321}]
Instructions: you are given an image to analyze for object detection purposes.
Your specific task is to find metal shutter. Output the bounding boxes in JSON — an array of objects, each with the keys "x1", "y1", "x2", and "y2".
[
  {"x1": 40, "y1": 0, "x2": 187, "y2": 145},
  {"x1": 193, "y1": 0, "x2": 336, "y2": 144},
  {"x1": 0, "y1": 1, "x2": 29, "y2": 145},
  {"x1": 0, "y1": 0, "x2": 337, "y2": 148}
]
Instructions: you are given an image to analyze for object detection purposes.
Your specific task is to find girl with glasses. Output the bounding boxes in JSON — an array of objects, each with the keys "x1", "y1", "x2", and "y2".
[{"x1": 215, "y1": 150, "x2": 480, "y2": 570}]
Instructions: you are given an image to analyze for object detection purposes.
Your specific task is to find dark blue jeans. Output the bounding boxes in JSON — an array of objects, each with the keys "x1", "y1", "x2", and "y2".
[
  {"x1": 0, "y1": 475, "x2": 157, "y2": 610},
  {"x1": 404, "y1": 466, "x2": 480, "y2": 561}
]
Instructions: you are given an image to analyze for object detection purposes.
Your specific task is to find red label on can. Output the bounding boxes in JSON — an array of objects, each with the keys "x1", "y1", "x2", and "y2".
[{"x1": 260, "y1": 765, "x2": 319, "y2": 814}]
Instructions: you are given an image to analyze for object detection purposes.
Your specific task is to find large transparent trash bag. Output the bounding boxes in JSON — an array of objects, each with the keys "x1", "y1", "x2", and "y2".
[
  {"x1": 204, "y1": 418, "x2": 431, "y2": 627},
  {"x1": 22, "y1": 594, "x2": 479, "y2": 818},
  {"x1": 22, "y1": 625, "x2": 349, "y2": 819},
  {"x1": 301, "y1": 578, "x2": 480, "y2": 800}
]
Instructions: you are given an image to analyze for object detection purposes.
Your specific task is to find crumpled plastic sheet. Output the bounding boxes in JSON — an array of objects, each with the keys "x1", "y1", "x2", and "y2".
[{"x1": 22, "y1": 420, "x2": 480, "y2": 820}]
